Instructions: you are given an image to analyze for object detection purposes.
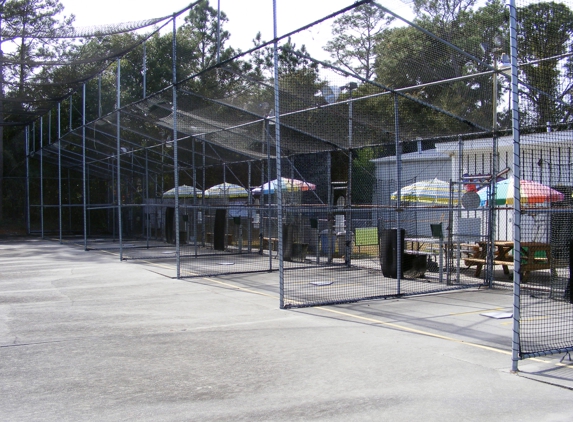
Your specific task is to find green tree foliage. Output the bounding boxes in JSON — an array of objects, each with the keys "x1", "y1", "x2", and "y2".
[
  {"x1": 177, "y1": 0, "x2": 241, "y2": 96},
  {"x1": 180, "y1": 0, "x2": 230, "y2": 71},
  {"x1": 412, "y1": 0, "x2": 478, "y2": 26},
  {"x1": 248, "y1": 32, "x2": 321, "y2": 117},
  {"x1": 325, "y1": 3, "x2": 393, "y2": 80},
  {"x1": 0, "y1": 0, "x2": 73, "y2": 224},
  {"x1": 2, "y1": 0, "x2": 73, "y2": 100},
  {"x1": 374, "y1": 0, "x2": 507, "y2": 137},
  {"x1": 249, "y1": 32, "x2": 319, "y2": 78},
  {"x1": 352, "y1": 147, "x2": 377, "y2": 205},
  {"x1": 517, "y1": 1, "x2": 573, "y2": 127}
]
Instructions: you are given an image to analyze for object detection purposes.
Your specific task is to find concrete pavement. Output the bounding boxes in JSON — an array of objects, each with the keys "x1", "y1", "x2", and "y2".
[{"x1": 1, "y1": 237, "x2": 572, "y2": 421}]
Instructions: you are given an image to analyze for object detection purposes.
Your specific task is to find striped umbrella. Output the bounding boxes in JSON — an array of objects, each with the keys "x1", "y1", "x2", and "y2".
[
  {"x1": 477, "y1": 179, "x2": 564, "y2": 207},
  {"x1": 252, "y1": 177, "x2": 316, "y2": 195},
  {"x1": 204, "y1": 183, "x2": 249, "y2": 199},
  {"x1": 163, "y1": 184, "x2": 202, "y2": 198},
  {"x1": 391, "y1": 178, "x2": 457, "y2": 205}
]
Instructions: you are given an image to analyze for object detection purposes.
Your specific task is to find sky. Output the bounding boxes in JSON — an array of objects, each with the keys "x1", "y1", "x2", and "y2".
[
  {"x1": 58, "y1": 0, "x2": 416, "y2": 86},
  {"x1": 59, "y1": 0, "x2": 415, "y2": 56}
]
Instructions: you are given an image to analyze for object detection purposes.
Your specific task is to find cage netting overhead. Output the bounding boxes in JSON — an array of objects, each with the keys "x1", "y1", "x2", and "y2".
[{"x1": 7, "y1": 0, "x2": 572, "y2": 182}]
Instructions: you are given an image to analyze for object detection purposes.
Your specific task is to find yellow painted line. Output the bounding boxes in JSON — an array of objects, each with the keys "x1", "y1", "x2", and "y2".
[
  {"x1": 200, "y1": 279, "x2": 551, "y2": 364},
  {"x1": 199, "y1": 277, "x2": 528, "y2": 360},
  {"x1": 138, "y1": 261, "x2": 176, "y2": 271},
  {"x1": 449, "y1": 307, "x2": 504, "y2": 316},
  {"x1": 58, "y1": 243, "x2": 555, "y2": 367},
  {"x1": 96, "y1": 249, "x2": 177, "y2": 271},
  {"x1": 314, "y1": 306, "x2": 514, "y2": 355},
  {"x1": 201, "y1": 277, "x2": 278, "y2": 299}
]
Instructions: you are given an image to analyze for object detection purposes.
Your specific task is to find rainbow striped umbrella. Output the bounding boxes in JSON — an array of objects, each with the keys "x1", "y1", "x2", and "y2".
[
  {"x1": 252, "y1": 177, "x2": 316, "y2": 195},
  {"x1": 477, "y1": 179, "x2": 564, "y2": 206}
]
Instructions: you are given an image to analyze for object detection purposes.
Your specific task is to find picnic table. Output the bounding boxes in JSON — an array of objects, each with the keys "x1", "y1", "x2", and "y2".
[{"x1": 464, "y1": 240, "x2": 552, "y2": 280}]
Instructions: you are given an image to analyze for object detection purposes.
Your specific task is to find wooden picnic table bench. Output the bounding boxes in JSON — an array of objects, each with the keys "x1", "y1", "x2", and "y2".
[{"x1": 463, "y1": 241, "x2": 552, "y2": 281}]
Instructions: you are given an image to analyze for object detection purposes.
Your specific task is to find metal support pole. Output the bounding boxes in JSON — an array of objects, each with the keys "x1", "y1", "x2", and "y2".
[
  {"x1": 40, "y1": 116, "x2": 44, "y2": 239},
  {"x1": 58, "y1": 103, "x2": 62, "y2": 244},
  {"x1": 223, "y1": 164, "x2": 228, "y2": 250},
  {"x1": 327, "y1": 153, "x2": 332, "y2": 264},
  {"x1": 116, "y1": 59, "x2": 123, "y2": 259},
  {"x1": 273, "y1": 0, "x2": 284, "y2": 308},
  {"x1": 509, "y1": 0, "x2": 522, "y2": 373},
  {"x1": 192, "y1": 136, "x2": 198, "y2": 257},
  {"x1": 87, "y1": 165, "x2": 90, "y2": 237},
  {"x1": 259, "y1": 157, "x2": 265, "y2": 256},
  {"x1": 202, "y1": 139, "x2": 206, "y2": 247},
  {"x1": 98, "y1": 75, "x2": 102, "y2": 118},
  {"x1": 111, "y1": 158, "x2": 115, "y2": 241},
  {"x1": 145, "y1": 149, "x2": 150, "y2": 248},
  {"x1": 346, "y1": 86, "x2": 354, "y2": 267},
  {"x1": 172, "y1": 14, "x2": 180, "y2": 278},
  {"x1": 395, "y1": 94, "x2": 402, "y2": 295},
  {"x1": 266, "y1": 119, "x2": 273, "y2": 268},
  {"x1": 82, "y1": 84, "x2": 87, "y2": 250},
  {"x1": 248, "y1": 161, "x2": 252, "y2": 252},
  {"x1": 487, "y1": 55, "x2": 499, "y2": 288},
  {"x1": 456, "y1": 135, "x2": 463, "y2": 283},
  {"x1": 68, "y1": 169, "x2": 72, "y2": 233},
  {"x1": 25, "y1": 126, "x2": 30, "y2": 234},
  {"x1": 439, "y1": 231, "x2": 444, "y2": 283}
]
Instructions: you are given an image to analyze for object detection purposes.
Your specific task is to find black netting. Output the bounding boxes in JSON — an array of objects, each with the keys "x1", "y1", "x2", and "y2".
[{"x1": 6, "y1": 0, "x2": 573, "y2": 362}]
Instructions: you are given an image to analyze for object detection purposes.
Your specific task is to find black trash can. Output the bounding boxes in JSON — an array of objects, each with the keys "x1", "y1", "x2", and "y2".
[{"x1": 379, "y1": 228, "x2": 405, "y2": 278}]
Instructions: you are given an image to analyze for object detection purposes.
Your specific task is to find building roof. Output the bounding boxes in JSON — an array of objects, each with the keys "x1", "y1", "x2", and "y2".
[
  {"x1": 372, "y1": 148, "x2": 449, "y2": 164},
  {"x1": 435, "y1": 130, "x2": 573, "y2": 154}
]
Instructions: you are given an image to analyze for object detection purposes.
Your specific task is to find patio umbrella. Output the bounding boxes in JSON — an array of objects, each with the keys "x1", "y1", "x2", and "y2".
[
  {"x1": 163, "y1": 184, "x2": 202, "y2": 198},
  {"x1": 252, "y1": 177, "x2": 316, "y2": 195},
  {"x1": 203, "y1": 182, "x2": 249, "y2": 199},
  {"x1": 391, "y1": 178, "x2": 457, "y2": 205},
  {"x1": 477, "y1": 179, "x2": 564, "y2": 207}
]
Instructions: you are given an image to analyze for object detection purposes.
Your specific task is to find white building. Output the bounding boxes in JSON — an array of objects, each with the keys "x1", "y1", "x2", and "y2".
[{"x1": 372, "y1": 130, "x2": 573, "y2": 244}]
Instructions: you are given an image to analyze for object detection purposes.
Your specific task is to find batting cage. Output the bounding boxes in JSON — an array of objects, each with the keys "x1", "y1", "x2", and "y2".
[{"x1": 5, "y1": 0, "x2": 573, "y2": 369}]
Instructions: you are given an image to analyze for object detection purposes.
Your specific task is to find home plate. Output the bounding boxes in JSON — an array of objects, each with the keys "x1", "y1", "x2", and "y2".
[
  {"x1": 480, "y1": 311, "x2": 512, "y2": 319},
  {"x1": 310, "y1": 281, "x2": 333, "y2": 286}
]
